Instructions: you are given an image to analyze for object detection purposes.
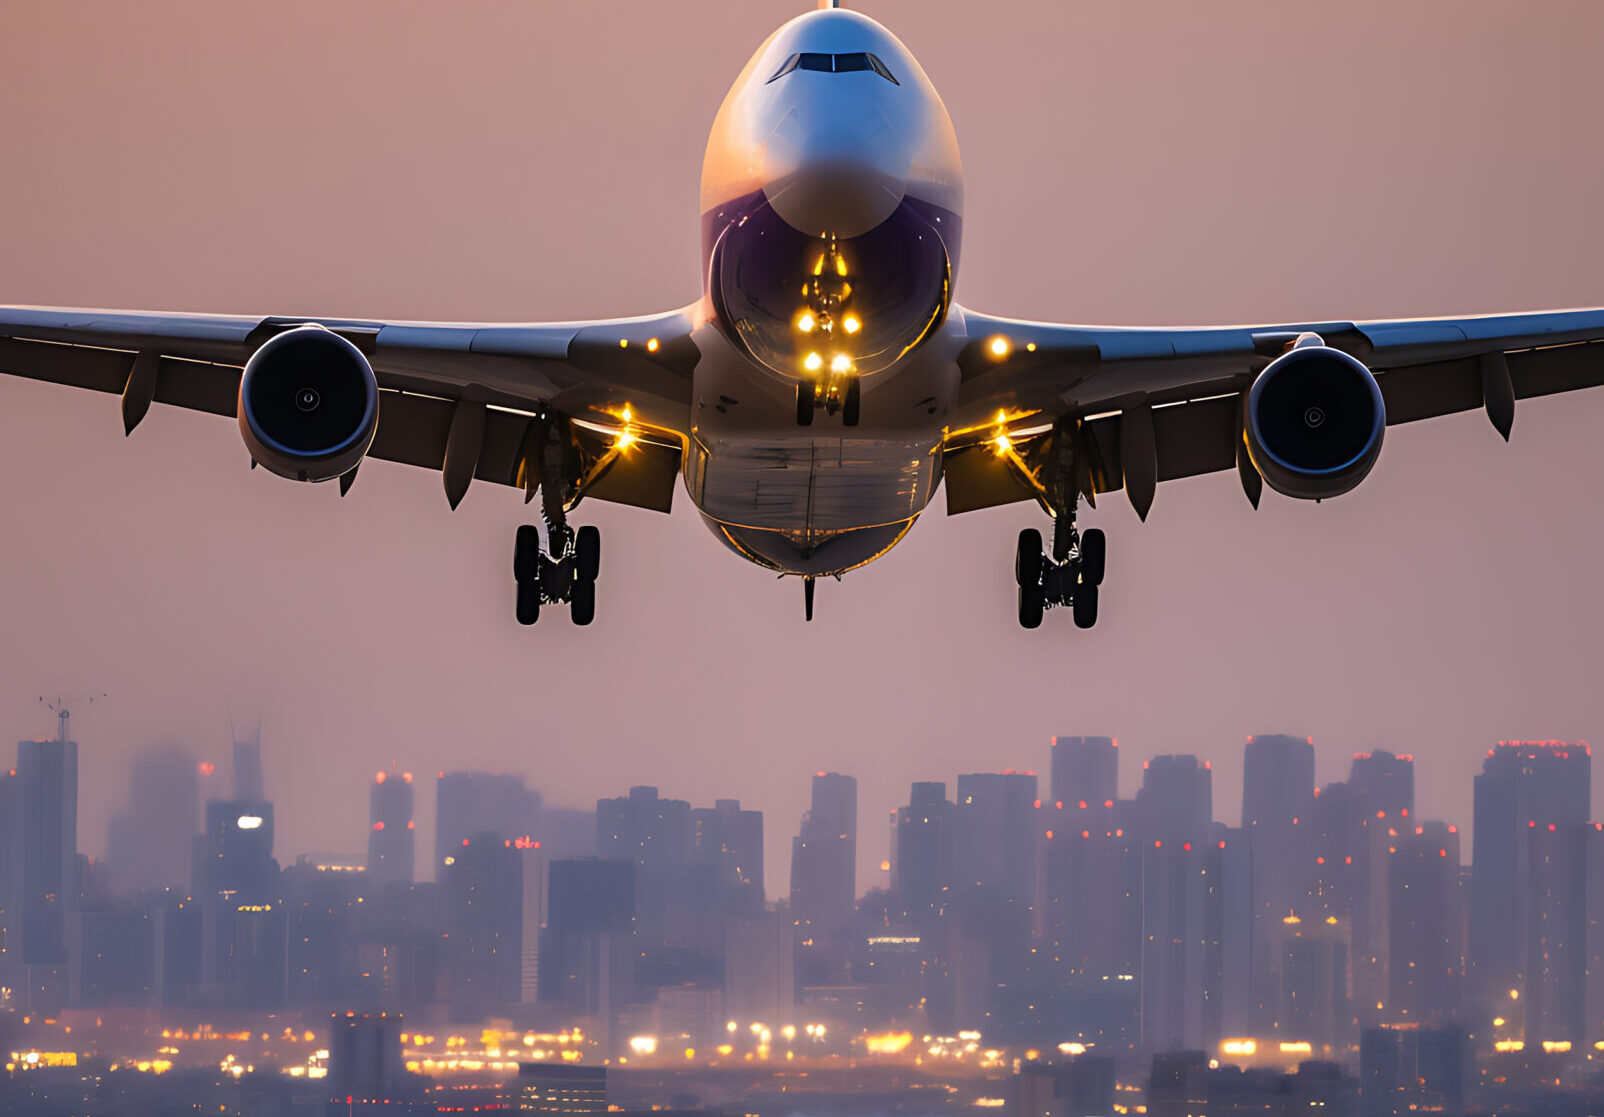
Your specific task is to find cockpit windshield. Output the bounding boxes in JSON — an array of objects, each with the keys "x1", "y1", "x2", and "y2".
[{"x1": 767, "y1": 52, "x2": 899, "y2": 84}]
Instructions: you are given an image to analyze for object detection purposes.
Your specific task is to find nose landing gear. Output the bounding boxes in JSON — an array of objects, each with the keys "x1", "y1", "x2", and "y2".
[{"x1": 796, "y1": 375, "x2": 861, "y2": 427}]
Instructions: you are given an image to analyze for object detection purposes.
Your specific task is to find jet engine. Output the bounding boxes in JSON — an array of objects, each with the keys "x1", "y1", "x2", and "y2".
[
  {"x1": 1245, "y1": 340, "x2": 1384, "y2": 500},
  {"x1": 238, "y1": 325, "x2": 379, "y2": 482}
]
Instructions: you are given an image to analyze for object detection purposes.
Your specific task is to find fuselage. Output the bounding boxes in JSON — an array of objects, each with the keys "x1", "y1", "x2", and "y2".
[{"x1": 687, "y1": 7, "x2": 965, "y2": 576}]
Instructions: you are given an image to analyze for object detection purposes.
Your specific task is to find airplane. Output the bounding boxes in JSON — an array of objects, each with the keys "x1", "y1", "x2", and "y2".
[{"x1": 5, "y1": 1, "x2": 1604, "y2": 630}]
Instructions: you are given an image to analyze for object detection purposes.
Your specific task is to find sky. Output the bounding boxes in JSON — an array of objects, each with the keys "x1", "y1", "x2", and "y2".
[{"x1": 2, "y1": 0, "x2": 1604, "y2": 892}]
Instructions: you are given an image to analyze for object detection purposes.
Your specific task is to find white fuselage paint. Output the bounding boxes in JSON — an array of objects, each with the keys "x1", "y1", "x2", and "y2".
[{"x1": 686, "y1": 8, "x2": 968, "y2": 577}]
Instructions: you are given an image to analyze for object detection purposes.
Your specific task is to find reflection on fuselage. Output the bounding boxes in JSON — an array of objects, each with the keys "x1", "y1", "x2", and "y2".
[{"x1": 688, "y1": 8, "x2": 966, "y2": 578}]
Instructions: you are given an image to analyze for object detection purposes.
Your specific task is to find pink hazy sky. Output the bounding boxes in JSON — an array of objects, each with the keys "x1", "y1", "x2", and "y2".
[{"x1": 3, "y1": 0, "x2": 1604, "y2": 891}]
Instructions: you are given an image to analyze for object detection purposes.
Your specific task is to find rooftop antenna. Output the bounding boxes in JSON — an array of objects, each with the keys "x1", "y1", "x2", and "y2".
[{"x1": 38, "y1": 693, "x2": 107, "y2": 743}]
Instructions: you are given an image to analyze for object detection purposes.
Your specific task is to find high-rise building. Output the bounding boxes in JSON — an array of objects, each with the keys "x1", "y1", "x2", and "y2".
[
  {"x1": 519, "y1": 838, "x2": 545, "y2": 1004},
  {"x1": 1135, "y1": 755, "x2": 1212, "y2": 846},
  {"x1": 790, "y1": 772, "x2": 858, "y2": 970},
  {"x1": 367, "y1": 768, "x2": 416, "y2": 886},
  {"x1": 1468, "y1": 740, "x2": 1591, "y2": 1030},
  {"x1": 327, "y1": 1011, "x2": 409, "y2": 1104},
  {"x1": 434, "y1": 772, "x2": 542, "y2": 873},
  {"x1": 691, "y1": 798, "x2": 764, "y2": 906},
  {"x1": 1050, "y1": 737, "x2": 1118, "y2": 810},
  {"x1": 597, "y1": 786, "x2": 693, "y2": 946},
  {"x1": 540, "y1": 858, "x2": 636, "y2": 1050},
  {"x1": 1360, "y1": 1024, "x2": 1470, "y2": 1117},
  {"x1": 954, "y1": 770, "x2": 1037, "y2": 905},
  {"x1": 443, "y1": 832, "x2": 523, "y2": 1022},
  {"x1": 1387, "y1": 821, "x2": 1463, "y2": 1023},
  {"x1": 892, "y1": 781, "x2": 954, "y2": 930},
  {"x1": 196, "y1": 800, "x2": 277, "y2": 904},
  {"x1": 104, "y1": 747, "x2": 199, "y2": 894},
  {"x1": 232, "y1": 732, "x2": 263, "y2": 802},
  {"x1": 1242, "y1": 734, "x2": 1317, "y2": 1030},
  {"x1": 15, "y1": 724, "x2": 80, "y2": 968},
  {"x1": 515, "y1": 1063, "x2": 606, "y2": 1115}
]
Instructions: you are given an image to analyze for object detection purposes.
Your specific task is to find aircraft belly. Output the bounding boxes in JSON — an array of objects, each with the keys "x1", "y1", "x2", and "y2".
[{"x1": 697, "y1": 433, "x2": 937, "y2": 534}]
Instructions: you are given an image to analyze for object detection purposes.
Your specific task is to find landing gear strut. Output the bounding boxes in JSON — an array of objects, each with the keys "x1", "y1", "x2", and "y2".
[
  {"x1": 1015, "y1": 420, "x2": 1106, "y2": 630},
  {"x1": 513, "y1": 416, "x2": 600, "y2": 626}
]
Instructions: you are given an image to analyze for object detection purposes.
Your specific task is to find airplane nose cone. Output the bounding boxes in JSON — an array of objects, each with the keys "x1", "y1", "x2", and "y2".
[{"x1": 763, "y1": 157, "x2": 907, "y2": 239}]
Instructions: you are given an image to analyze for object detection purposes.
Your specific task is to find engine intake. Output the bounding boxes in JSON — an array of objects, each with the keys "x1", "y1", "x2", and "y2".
[
  {"x1": 238, "y1": 326, "x2": 379, "y2": 482},
  {"x1": 1245, "y1": 341, "x2": 1384, "y2": 500}
]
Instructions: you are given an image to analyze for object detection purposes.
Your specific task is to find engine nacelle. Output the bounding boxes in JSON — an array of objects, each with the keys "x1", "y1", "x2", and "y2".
[
  {"x1": 1245, "y1": 342, "x2": 1384, "y2": 500},
  {"x1": 238, "y1": 326, "x2": 379, "y2": 482}
]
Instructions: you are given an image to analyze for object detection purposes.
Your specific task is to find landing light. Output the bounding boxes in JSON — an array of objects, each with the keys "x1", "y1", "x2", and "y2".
[
  {"x1": 830, "y1": 354, "x2": 852, "y2": 374},
  {"x1": 804, "y1": 352, "x2": 824, "y2": 373},
  {"x1": 797, "y1": 313, "x2": 816, "y2": 333},
  {"x1": 843, "y1": 315, "x2": 861, "y2": 334},
  {"x1": 988, "y1": 336, "x2": 1012, "y2": 359},
  {"x1": 993, "y1": 434, "x2": 1013, "y2": 456}
]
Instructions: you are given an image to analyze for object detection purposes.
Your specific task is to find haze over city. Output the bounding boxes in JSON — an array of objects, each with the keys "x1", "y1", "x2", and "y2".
[{"x1": 4, "y1": 0, "x2": 1604, "y2": 900}]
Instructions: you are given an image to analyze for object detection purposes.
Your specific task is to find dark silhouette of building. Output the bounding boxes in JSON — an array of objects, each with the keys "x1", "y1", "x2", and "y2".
[
  {"x1": 790, "y1": 772, "x2": 857, "y2": 977},
  {"x1": 443, "y1": 832, "x2": 523, "y2": 1022},
  {"x1": 690, "y1": 797, "x2": 764, "y2": 906},
  {"x1": 540, "y1": 858, "x2": 636, "y2": 1051},
  {"x1": 1360, "y1": 1024, "x2": 1469, "y2": 1117},
  {"x1": 1387, "y1": 821, "x2": 1463, "y2": 1023},
  {"x1": 232, "y1": 731, "x2": 264, "y2": 802},
  {"x1": 515, "y1": 1063, "x2": 606, "y2": 1114},
  {"x1": 104, "y1": 746, "x2": 199, "y2": 893},
  {"x1": 327, "y1": 1011, "x2": 410, "y2": 1105},
  {"x1": 1050, "y1": 736, "x2": 1118, "y2": 810},
  {"x1": 367, "y1": 768, "x2": 415, "y2": 886},
  {"x1": 892, "y1": 781, "x2": 954, "y2": 929},
  {"x1": 434, "y1": 771, "x2": 541, "y2": 875},
  {"x1": 1242, "y1": 734, "x2": 1317, "y2": 1030},
  {"x1": 597, "y1": 786, "x2": 692, "y2": 947},
  {"x1": 1468, "y1": 740, "x2": 1591, "y2": 1033},
  {"x1": 1014, "y1": 1055, "x2": 1116, "y2": 1117},
  {"x1": 16, "y1": 725, "x2": 79, "y2": 967},
  {"x1": 954, "y1": 770, "x2": 1037, "y2": 905},
  {"x1": 1133, "y1": 757, "x2": 1222, "y2": 1055}
]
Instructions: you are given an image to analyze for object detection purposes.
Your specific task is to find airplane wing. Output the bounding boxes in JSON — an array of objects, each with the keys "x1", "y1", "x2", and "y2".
[
  {"x1": 0, "y1": 304, "x2": 700, "y2": 511},
  {"x1": 942, "y1": 304, "x2": 1604, "y2": 519}
]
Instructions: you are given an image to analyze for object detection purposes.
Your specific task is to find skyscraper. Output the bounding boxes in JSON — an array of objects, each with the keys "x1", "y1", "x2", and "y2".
[
  {"x1": 1135, "y1": 755, "x2": 1212, "y2": 846},
  {"x1": 16, "y1": 724, "x2": 79, "y2": 967},
  {"x1": 232, "y1": 731, "x2": 263, "y2": 802},
  {"x1": 1050, "y1": 736, "x2": 1118, "y2": 809},
  {"x1": 368, "y1": 768, "x2": 416, "y2": 886},
  {"x1": 597, "y1": 785, "x2": 693, "y2": 946},
  {"x1": 1387, "y1": 821, "x2": 1463, "y2": 1023},
  {"x1": 953, "y1": 770, "x2": 1037, "y2": 905},
  {"x1": 892, "y1": 781, "x2": 954, "y2": 930},
  {"x1": 690, "y1": 798, "x2": 764, "y2": 906},
  {"x1": 1468, "y1": 740, "x2": 1591, "y2": 1030},
  {"x1": 104, "y1": 747, "x2": 199, "y2": 893},
  {"x1": 1242, "y1": 734, "x2": 1317, "y2": 1030},
  {"x1": 444, "y1": 832, "x2": 523, "y2": 1022},
  {"x1": 434, "y1": 772, "x2": 542, "y2": 874},
  {"x1": 790, "y1": 772, "x2": 858, "y2": 969}
]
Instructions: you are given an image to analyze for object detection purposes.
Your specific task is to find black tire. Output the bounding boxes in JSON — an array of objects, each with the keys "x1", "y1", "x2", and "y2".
[
  {"x1": 514, "y1": 524, "x2": 541, "y2": 582},
  {"x1": 516, "y1": 579, "x2": 541, "y2": 626},
  {"x1": 843, "y1": 378, "x2": 861, "y2": 427},
  {"x1": 797, "y1": 383, "x2": 814, "y2": 426},
  {"x1": 1018, "y1": 584, "x2": 1045, "y2": 629},
  {"x1": 1016, "y1": 528, "x2": 1043, "y2": 587},
  {"x1": 1080, "y1": 528, "x2": 1106, "y2": 587},
  {"x1": 1073, "y1": 582, "x2": 1099, "y2": 629},
  {"x1": 571, "y1": 577, "x2": 596, "y2": 626},
  {"x1": 576, "y1": 525, "x2": 600, "y2": 583}
]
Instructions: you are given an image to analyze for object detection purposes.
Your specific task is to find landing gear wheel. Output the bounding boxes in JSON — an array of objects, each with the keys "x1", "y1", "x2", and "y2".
[
  {"x1": 1016, "y1": 528, "x2": 1043, "y2": 588},
  {"x1": 516, "y1": 578, "x2": 542, "y2": 626},
  {"x1": 1080, "y1": 528, "x2": 1106, "y2": 587},
  {"x1": 1072, "y1": 583, "x2": 1099, "y2": 629},
  {"x1": 843, "y1": 378, "x2": 861, "y2": 427},
  {"x1": 1019, "y1": 584, "x2": 1045, "y2": 629},
  {"x1": 796, "y1": 383, "x2": 814, "y2": 426},
  {"x1": 576, "y1": 525, "x2": 601, "y2": 583},
  {"x1": 571, "y1": 577, "x2": 596, "y2": 626},
  {"x1": 514, "y1": 524, "x2": 541, "y2": 583}
]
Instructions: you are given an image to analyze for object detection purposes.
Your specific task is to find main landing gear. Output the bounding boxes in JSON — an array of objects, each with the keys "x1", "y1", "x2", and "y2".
[
  {"x1": 515, "y1": 523, "x2": 600, "y2": 626},
  {"x1": 513, "y1": 413, "x2": 599, "y2": 626},
  {"x1": 1014, "y1": 418, "x2": 1105, "y2": 630},
  {"x1": 1016, "y1": 516, "x2": 1104, "y2": 630}
]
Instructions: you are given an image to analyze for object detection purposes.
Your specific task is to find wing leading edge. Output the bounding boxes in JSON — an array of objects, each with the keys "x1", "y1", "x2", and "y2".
[
  {"x1": 943, "y1": 305, "x2": 1604, "y2": 517},
  {"x1": 0, "y1": 304, "x2": 700, "y2": 512}
]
